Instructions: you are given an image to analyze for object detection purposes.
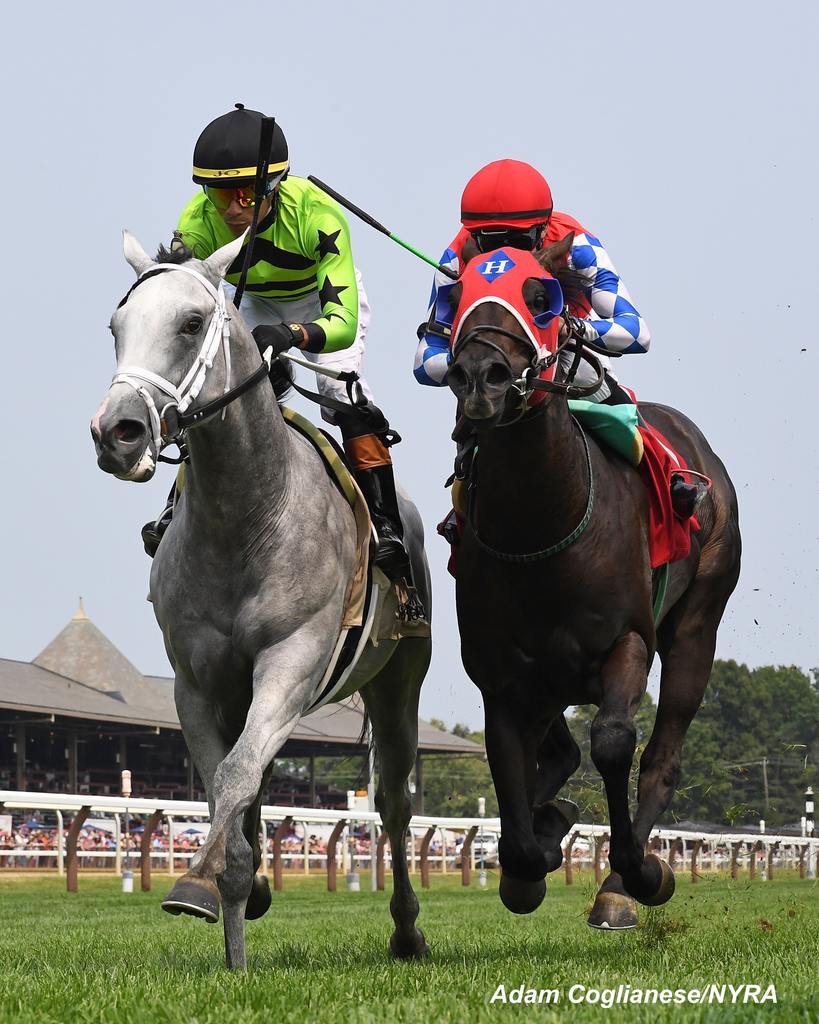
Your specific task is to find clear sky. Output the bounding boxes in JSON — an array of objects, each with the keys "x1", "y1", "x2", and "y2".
[{"x1": 1, "y1": 1, "x2": 817, "y2": 729}]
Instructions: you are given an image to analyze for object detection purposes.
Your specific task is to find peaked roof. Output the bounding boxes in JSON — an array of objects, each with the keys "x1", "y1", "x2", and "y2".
[
  {"x1": 2, "y1": 603, "x2": 481, "y2": 755},
  {"x1": 32, "y1": 600, "x2": 148, "y2": 706}
]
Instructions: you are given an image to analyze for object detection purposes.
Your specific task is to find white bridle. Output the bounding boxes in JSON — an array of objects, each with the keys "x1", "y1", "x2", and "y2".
[{"x1": 112, "y1": 264, "x2": 232, "y2": 459}]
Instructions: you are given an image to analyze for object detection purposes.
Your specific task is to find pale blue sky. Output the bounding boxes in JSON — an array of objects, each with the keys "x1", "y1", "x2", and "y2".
[{"x1": 1, "y1": 1, "x2": 817, "y2": 727}]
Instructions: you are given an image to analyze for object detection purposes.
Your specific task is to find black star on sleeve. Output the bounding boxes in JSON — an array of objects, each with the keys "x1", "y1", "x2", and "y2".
[
  {"x1": 316, "y1": 228, "x2": 341, "y2": 259},
  {"x1": 319, "y1": 275, "x2": 348, "y2": 308}
]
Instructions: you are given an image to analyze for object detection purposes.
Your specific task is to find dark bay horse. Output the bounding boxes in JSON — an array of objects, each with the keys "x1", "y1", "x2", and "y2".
[{"x1": 445, "y1": 235, "x2": 741, "y2": 928}]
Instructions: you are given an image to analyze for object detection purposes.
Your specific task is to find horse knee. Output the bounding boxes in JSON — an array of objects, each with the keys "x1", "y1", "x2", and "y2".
[{"x1": 590, "y1": 717, "x2": 636, "y2": 775}]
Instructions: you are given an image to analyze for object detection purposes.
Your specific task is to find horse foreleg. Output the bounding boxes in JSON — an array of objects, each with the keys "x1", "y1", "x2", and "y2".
[
  {"x1": 362, "y1": 638, "x2": 431, "y2": 960},
  {"x1": 188, "y1": 647, "x2": 314, "y2": 969},
  {"x1": 591, "y1": 632, "x2": 670, "y2": 907},
  {"x1": 484, "y1": 693, "x2": 547, "y2": 914},
  {"x1": 161, "y1": 674, "x2": 229, "y2": 924},
  {"x1": 532, "y1": 714, "x2": 582, "y2": 873}
]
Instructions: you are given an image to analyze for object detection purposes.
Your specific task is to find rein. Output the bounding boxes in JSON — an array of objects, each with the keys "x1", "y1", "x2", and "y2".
[
  {"x1": 451, "y1": 314, "x2": 603, "y2": 561},
  {"x1": 467, "y1": 415, "x2": 595, "y2": 562}
]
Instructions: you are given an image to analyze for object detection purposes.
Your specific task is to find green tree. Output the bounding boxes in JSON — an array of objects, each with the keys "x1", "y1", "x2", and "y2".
[{"x1": 420, "y1": 721, "x2": 496, "y2": 817}]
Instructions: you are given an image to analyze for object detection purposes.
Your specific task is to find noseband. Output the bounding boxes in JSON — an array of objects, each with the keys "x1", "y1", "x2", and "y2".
[
  {"x1": 112, "y1": 264, "x2": 273, "y2": 461},
  {"x1": 450, "y1": 312, "x2": 608, "y2": 426}
]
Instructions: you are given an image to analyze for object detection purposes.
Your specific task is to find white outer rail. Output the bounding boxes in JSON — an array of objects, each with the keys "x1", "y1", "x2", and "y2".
[{"x1": 1, "y1": 791, "x2": 816, "y2": 877}]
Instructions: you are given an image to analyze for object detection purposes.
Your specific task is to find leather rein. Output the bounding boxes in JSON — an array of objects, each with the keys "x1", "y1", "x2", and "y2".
[{"x1": 450, "y1": 312, "x2": 606, "y2": 562}]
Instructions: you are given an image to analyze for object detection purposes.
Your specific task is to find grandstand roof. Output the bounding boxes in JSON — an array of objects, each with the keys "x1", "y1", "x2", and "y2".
[{"x1": 0, "y1": 604, "x2": 480, "y2": 755}]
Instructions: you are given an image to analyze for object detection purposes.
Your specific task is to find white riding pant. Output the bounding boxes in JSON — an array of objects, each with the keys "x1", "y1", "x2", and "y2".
[
  {"x1": 223, "y1": 267, "x2": 375, "y2": 422},
  {"x1": 558, "y1": 347, "x2": 614, "y2": 403}
]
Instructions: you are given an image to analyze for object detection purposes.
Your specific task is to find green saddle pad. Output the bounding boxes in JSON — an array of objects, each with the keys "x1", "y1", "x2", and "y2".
[{"x1": 568, "y1": 399, "x2": 644, "y2": 467}]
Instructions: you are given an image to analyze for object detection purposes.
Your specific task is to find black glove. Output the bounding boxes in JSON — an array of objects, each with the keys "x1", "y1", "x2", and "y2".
[{"x1": 252, "y1": 323, "x2": 301, "y2": 357}]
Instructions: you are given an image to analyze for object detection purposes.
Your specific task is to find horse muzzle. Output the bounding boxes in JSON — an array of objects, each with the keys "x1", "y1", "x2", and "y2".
[
  {"x1": 91, "y1": 386, "x2": 157, "y2": 482},
  {"x1": 448, "y1": 356, "x2": 517, "y2": 424}
]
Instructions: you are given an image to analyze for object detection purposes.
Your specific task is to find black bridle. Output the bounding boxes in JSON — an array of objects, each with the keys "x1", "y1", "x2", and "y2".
[{"x1": 450, "y1": 311, "x2": 607, "y2": 560}]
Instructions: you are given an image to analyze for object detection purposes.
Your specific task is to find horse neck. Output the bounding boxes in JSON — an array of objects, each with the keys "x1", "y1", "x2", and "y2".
[
  {"x1": 180, "y1": 331, "x2": 292, "y2": 537},
  {"x1": 474, "y1": 398, "x2": 590, "y2": 546}
]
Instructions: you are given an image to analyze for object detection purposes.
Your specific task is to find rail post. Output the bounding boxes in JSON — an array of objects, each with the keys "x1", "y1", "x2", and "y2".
[
  {"x1": 65, "y1": 806, "x2": 90, "y2": 893},
  {"x1": 460, "y1": 825, "x2": 478, "y2": 887},
  {"x1": 564, "y1": 830, "x2": 580, "y2": 885},
  {"x1": 767, "y1": 841, "x2": 778, "y2": 881},
  {"x1": 376, "y1": 831, "x2": 389, "y2": 891},
  {"x1": 419, "y1": 826, "x2": 436, "y2": 889},
  {"x1": 690, "y1": 838, "x2": 703, "y2": 883},
  {"x1": 594, "y1": 833, "x2": 608, "y2": 885},
  {"x1": 140, "y1": 809, "x2": 164, "y2": 891},
  {"x1": 326, "y1": 819, "x2": 346, "y2": 892},
  {"x1": 272, "y1": 816, "x2": 293, "y2": 892}
]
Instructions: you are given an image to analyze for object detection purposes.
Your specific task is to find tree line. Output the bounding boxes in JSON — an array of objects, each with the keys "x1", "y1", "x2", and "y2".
[{"x1": 421, "y1": 660, "x2": 819, "y2": 828}]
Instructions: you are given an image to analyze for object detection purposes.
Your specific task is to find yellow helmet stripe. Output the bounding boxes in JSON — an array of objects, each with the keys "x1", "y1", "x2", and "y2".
[{"x1": 193, "y1": 159, "x2": 289, "y2": 179}]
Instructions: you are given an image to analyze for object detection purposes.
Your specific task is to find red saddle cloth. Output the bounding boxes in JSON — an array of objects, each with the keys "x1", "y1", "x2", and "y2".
[
  {"x1": 636, "y1": 420, "x2": 700, "y2": 569},
  {"x1": 439, "y1": 418, "x2": 699, "y2": 576}
]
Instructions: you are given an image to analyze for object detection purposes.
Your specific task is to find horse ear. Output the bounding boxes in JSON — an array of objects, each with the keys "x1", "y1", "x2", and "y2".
[
  {"x1": 535, "y1": 231, "x2": 575, "y2": 275},
  {"x1": 203, "y1": 234, "x2": 246, "y2": 281},
  {"x1": 122, "y1": 230, "x2": 154, "y2": 276},
  {"x1": 461, "y1": 235, "x2": 480, "y2": 265}
]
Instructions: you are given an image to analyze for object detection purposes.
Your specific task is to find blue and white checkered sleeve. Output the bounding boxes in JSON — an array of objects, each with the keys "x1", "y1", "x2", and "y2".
[
  {"x1": 568, "y1": 234, "x2": 650, "y2": 355},
  {"x1": 413, "y1": 247, "x2": 458, "y2": 387}
]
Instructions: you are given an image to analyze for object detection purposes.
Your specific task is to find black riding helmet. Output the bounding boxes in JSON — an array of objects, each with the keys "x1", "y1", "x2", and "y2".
[{"x1": 192, "y1": 103, "x2": 289, "y2": 188}]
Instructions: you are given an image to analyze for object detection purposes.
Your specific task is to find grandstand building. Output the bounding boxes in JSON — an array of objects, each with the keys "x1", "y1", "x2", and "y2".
[{"x1": 0, "y1": 603, "x2": 479, "y2": 810}]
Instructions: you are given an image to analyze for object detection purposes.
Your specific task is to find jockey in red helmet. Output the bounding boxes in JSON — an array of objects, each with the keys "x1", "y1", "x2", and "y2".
[{"x1": 415, "y1": 159, "x2": 705, "y2": 517}]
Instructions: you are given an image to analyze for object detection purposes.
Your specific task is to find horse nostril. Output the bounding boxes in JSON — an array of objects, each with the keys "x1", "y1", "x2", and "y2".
[
  {"x1": 486, "y1": 363, "x2": 513, "y2": 386},
  {"x1": 113, "y1": 419, "x2": 146, "y2": 444}
]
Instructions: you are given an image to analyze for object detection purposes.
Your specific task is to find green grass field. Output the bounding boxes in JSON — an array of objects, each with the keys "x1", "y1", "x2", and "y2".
[{"x1": 0, "y1": 871, "x2": 816, "y2": 1023}]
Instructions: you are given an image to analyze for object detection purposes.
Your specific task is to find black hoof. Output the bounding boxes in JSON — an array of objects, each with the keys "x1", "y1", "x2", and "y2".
[
  {"x1": 499, "y1": 873, "x2": 546, "y2": 915},
  {"x1": 636, "y1": 855, "x2": 675, "y2": 907},
  {"x1": 588, "y1": 890, "x2": 639, "y2": 930},
  {"x1": 161, "y1": 874, "x2": 221, "y2": 923},
  {"x1": 390, "y1": 928, "x2": 429, "y2": 960},
  {"x1": 245, "y1": 874, "x2": 272, "y2": 920}
]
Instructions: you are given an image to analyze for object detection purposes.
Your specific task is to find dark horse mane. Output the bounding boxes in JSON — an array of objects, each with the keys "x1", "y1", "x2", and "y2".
[{"x1": 154, "y1": 237, "x2": 294, "y2": 402}]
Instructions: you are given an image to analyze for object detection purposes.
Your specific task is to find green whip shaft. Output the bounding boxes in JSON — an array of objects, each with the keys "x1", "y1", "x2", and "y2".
[{"x1": 308, "y1": 175, "x2": 458, "y2": 281}]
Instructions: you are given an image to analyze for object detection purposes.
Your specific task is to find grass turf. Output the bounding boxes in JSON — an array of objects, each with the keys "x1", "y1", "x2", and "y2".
[{"x1": 0, "y1": 871, "x2": 816, "y2": 1023}]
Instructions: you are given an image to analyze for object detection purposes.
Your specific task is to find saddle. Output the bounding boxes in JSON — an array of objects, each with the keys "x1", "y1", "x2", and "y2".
[{"x1": 279, "y1": 407, "x2": 430, "y2": 715}]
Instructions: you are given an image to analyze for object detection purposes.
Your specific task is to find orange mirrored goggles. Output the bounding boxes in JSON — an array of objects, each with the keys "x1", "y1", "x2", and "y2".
[{"x1": 203, "y1": 184, "x2": 262, "y2": 210}]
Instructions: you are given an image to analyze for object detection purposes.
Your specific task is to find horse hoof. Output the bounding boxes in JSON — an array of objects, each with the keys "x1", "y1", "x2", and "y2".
[
  {"x1": 587, "y1": 891, "x2": 638, "y2": 930},
  {"x1": 499, "y1": 874, "x2": 546, "y2": 915},
  {"x1": 638, "y1": 855, "x2": 675, "y2": 907},
  {"x1": 390, "y1": 928, "x2": 429, "y2": 960},
  {"x1": 244, "y1": 874, "x2": 272, "y2": 920},
  {"x1": 161, "y1": 874, "x2": 221, "y2": 923}
]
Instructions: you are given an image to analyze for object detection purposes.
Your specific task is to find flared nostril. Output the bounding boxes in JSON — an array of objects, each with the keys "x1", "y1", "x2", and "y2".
[{"x1": 112, "y1": 419, "x2": 147, "y2": 445}]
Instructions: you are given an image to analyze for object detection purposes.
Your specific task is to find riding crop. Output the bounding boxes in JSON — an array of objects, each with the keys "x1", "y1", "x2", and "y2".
[
  {"x1": 307, "y1": 176, "x2": 458, "y2": 280},
  {"x1": 233, "y1": 115, "x2": 277, "y2": 309}
]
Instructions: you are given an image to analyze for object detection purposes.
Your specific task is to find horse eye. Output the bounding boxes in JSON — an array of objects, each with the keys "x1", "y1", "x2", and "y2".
[{"x1": 183, "y1": 316, "x2": 204, "y2": 334}]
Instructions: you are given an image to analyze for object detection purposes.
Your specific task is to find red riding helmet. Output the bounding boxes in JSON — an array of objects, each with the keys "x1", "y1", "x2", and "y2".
[{"x1": 460, "y1": 159, "x2": 553, "y2": 230}]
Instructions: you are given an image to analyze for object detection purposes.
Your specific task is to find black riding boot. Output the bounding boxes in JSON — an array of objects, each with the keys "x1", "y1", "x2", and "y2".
[
  {"x1": 670, "y1": 474, "x2": 709, "y2": 519},
  {"x1": 353, "y1": 464, "x2": 413, "y2": 581},
  {"x1": 335, "y1": 403, "x2": 414, "y2": 580},
  {"x1": 140, "y1": 485, "x2": 176, "y2": 558}
]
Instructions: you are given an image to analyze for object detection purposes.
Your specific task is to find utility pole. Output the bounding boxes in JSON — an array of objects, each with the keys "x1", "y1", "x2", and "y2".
[{"x1": 762, "y1": 756, "x2": 769, "y2": 813}]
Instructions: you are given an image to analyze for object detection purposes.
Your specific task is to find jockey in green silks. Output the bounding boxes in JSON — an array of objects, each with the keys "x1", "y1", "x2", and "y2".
[{"x1": 142, "y1": 104, "x2": 413, "y2": 585}]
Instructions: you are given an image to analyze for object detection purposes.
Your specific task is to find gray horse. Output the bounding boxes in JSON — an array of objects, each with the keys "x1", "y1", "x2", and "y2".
[{"x1": 91, "y1": 231, "x2": 432, "y2": 969}]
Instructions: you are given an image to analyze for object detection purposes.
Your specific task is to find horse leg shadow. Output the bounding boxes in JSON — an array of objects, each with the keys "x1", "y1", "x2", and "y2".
[{"x1": 361, "y1": 637, "x2": 431, "y2": 960}]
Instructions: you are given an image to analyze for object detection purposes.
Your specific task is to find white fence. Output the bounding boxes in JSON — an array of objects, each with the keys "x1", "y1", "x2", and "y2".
[{"x1": 1, "y1": 790, "x2": 817, "y2": 880}]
